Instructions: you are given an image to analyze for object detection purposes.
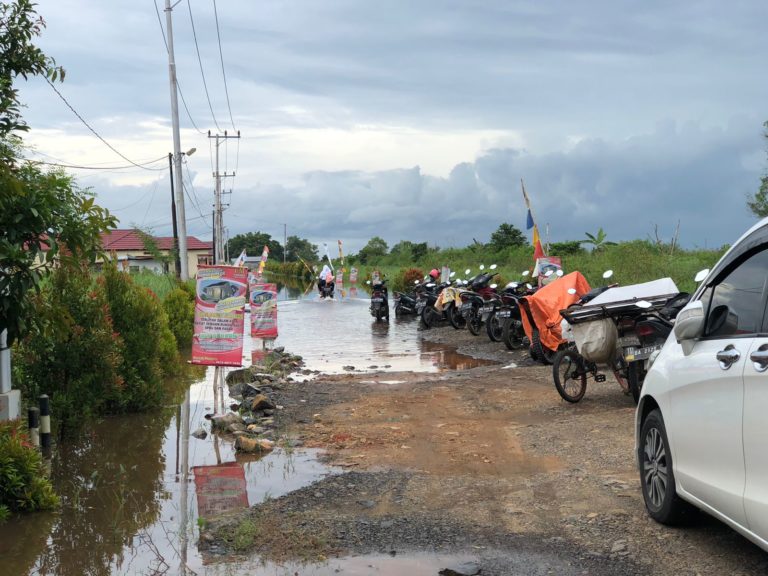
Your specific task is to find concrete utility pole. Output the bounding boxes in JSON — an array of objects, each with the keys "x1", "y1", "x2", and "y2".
[
  {"x1": 283, "y1": 223, "x2": 287, "y2": 264},
  {"x1": 165, "y1": 0, "x2": 189, "y2": 281},
  {"x1": 208, "y1": 131, "x2": 240, "y2": 264}
]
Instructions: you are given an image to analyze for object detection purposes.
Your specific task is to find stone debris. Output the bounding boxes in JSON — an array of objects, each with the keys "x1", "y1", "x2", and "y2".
[{"x1": 439, "y1": 561, "x2": 482, "y2": 576}]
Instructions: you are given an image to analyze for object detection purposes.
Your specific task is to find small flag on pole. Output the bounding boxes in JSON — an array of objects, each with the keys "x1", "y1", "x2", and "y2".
[
  {"x1": 522, "y1": 179, "x2": 546, "y2": 260},
  {"x1": 233, "y1": 248, "x2": 247, "y2": 267}
]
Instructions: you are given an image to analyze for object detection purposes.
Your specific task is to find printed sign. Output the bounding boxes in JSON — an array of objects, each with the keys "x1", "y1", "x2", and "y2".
[
  {"x1": 534, "y1": 256, "x2": 563, "y2": 287},
  {"x1": 192, "y1": 265, "x2": 247, "y2": 366},
  {"x1": 335, "y1": 270, "x2": 343, "y2": 287},
  {"x1": 250, "y1": 282, "x2": 278, "y2": 338},
  {"x1": 350, "y1": 267, "x2": 358, "y2": 283}
]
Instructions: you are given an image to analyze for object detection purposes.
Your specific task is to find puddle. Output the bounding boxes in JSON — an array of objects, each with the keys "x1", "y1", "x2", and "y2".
[{"x1": 202, "y1": 553, "x2": 479, "y2": 575}]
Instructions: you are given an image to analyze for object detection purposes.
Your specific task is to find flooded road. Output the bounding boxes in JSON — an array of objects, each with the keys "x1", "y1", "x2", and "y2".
[{"x1": 0, "y1": 278, "x2": 492, "y2": 575}]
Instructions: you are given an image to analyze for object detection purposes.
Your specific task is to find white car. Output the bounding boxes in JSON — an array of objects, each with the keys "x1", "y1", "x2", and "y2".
[{"x1": 636, "y1": 217, "x2": 768, "y2": 552}]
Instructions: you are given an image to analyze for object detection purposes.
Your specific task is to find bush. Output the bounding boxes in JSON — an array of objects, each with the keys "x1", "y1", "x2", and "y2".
[
  {"x1": 391, "y1": 267, "x2": 424, "y2": 293},
  {"x1": 101, "y1": 263, "x2": 180, "y2": 411},
  {"x1": 14, "y1": 264, "x2": 125, "y2": 433},
  {"x1": 0, "y1": 420, "x2": 58, "y2": 521},
  {"x1": 163, "y1": 288, "x2": 194, "y2": 348}
]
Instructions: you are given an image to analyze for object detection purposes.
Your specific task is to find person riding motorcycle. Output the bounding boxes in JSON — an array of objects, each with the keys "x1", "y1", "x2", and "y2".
[{"x1": 317, "y1": 264, "x2": 335, "y2": 298}]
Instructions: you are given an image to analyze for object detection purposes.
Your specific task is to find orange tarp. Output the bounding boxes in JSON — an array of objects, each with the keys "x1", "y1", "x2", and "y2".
[{"x1": 520, "y1": 272, "x2": 591, "y2": 351}]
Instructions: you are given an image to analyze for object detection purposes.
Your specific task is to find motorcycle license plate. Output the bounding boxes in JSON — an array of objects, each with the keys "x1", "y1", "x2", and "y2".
[
  {"x1": 617, "y1": 335, "x2": 641, "y2": 348},
  {"x1": 497, "y1": 310, "x2": 511, "y2": 318},
  {"x1": 461, "y1": 303, "x2": 473, "y2": 311},
  {"x1": 416, "y1": 301, "x2": 426, "y2": 311},
  {"x1": 624, "y1": 344, "x2": 663, "y2": 362},
  {"x1": 480, "y1": 306, "x2": 494, "y2": 314},
  {"x1": 371, "y1": 297, "x2": 384, "y2": 303}
]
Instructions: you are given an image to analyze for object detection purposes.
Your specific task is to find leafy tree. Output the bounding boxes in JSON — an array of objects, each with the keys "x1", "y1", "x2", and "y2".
[
  {"x1": 581, "y1": 227, "x2": 617, "y2": 252},
  {"x1": 550, "y1": 240, "x2": 585, "y2": 255},
  {"x1": 285, "y1": 235, "x2": 318, "y2": 262},
  {"x1": 747, "y1": 121, "x2": 768, "y2": 218},
  {"x1": 390, "y1": 240, "x2": 429, "y2": 263},
  {"x1": 357, "y1": 236, "x2": 388, "y2": 264},
  {"x1": 489, "y1": 223, "x2": 527, "y2": 250},
  {"x1": 227, "y1": 231, "x2": 284, "y2": 262}
]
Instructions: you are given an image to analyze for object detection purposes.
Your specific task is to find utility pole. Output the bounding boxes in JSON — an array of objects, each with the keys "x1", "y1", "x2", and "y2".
[
  {"x1": 283, "y1": 223, "x2": 287, "y2": 264},
  {"x1": 168, "y1": 153, "x2": 181, "y2": 279},
  {"x1": 208, "y1": 131, "x2": 240, "y2": 264},
  {"x1": 165, "y1": 0, "x2": 189, "y2": 281}
]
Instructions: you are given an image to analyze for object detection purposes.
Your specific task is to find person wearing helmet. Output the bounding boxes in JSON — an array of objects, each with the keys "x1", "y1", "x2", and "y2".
[{"x1": 429, "y1": 269, "x2": 440, "y2": 281}]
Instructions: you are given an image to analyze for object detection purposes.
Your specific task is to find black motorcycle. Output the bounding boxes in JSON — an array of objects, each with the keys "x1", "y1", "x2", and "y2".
[
  {"x1": 393, "y1": 279, "x2": 423, "y2": 316},
  {"x1": 318, "y1": 278, "x2": 335, "y2": 299},
  {"x1": 368, "y1": 279, "x2": 389, "y2": 321}
]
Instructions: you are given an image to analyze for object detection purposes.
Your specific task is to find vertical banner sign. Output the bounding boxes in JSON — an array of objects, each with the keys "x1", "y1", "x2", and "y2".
[
  {"x1": 250, "y1": 282, "x2": 278, "y2": 338},
  {"x1": 256, "y1": 245, "x2": 269, "y2": 279},
  {"x1": 535, "y1": 256, "x2": 563, "y2": 286},
  {"x1": 441, "y1": 266, "x2": 451, "y2": 284},
  {"x1": 335, "y1": 270, "x2": 343, "y2": 287},
  {"x1": 192, "y1": 265, "x2": 247, "y2": 366},
  {"x1": 350, "y1": 267, "x2": 358, "y2": 283}
]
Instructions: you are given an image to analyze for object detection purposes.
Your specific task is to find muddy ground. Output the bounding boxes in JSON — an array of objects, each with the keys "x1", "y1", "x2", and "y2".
[{"x1": 204, "y1": 325, "x2": 768, "y2": 575}]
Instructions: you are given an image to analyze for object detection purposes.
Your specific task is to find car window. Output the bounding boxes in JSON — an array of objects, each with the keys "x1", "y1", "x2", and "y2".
[{"x1": 703, "y1": 248, "x2": 768, "y2": 337}]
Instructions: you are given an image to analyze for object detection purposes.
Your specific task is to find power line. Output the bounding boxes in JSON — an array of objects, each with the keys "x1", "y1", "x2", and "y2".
[
  {"x1": 213, "y1": 0, "x2": 237, "y2": 131},
  {"x1": 45, "y1": 78, "x2": 162, "y2": 171},
  {"x1": 186, "y1": 0, "x2": 222, "y2": 132},
  {"x1": 152, "y1": 0, "x2": 206, "y2": 135},
  {"x1": 25, "y1": 156, "x2": 167, "y2": 171}
]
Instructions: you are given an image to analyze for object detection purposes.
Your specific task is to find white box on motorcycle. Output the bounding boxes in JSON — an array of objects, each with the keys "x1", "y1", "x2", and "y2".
[{"x1": 572, "y1": 319, "x2": 619, "y2": 364}]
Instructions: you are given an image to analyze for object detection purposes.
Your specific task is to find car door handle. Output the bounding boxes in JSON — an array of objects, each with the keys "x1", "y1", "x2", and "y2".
[
  {"x1": 716, "y1": 345, "x2": 740, "y2": 370},
  {"x1": 750, "y1": 345, "x2": 768, "y2": 372}
]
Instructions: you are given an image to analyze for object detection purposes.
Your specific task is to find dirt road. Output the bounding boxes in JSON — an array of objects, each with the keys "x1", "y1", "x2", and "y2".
[{"x1": 204, "y1": 328, "x2": 768, "y2": 576}]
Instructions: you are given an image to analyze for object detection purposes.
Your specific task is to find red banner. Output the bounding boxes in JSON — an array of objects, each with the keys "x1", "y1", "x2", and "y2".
[
  {"x1": 250, "y1": 282, "x2": 278, "y2": 338},
  {"x1": 192, "y1": 265, "x2": 247, "y2": 366}
]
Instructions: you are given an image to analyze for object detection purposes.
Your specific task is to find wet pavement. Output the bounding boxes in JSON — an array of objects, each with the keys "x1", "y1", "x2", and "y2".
[{"x1": 0, "y1": 278, "x2": 495, "y2": 575}]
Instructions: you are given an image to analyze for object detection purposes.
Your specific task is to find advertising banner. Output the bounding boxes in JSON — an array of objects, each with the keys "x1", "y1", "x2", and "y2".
[
  {"x1": 250, "y1": 282, "x2": 278, "y2": 338},
  {"x1": 350, "y1": 267, "x2": 358, "y2": 283},
  {"x1": 256, "y1": 245, "x2": 269, "y2": 279},
  {"x1": 191, "y1": 265, "x2": 247, "y2": 366},
  {"x1": 534, "y1": 256, "x2": 563, "y2": 287},
  {"x1": 335, "y1": 270, "x2": 343, "y2": 287}
]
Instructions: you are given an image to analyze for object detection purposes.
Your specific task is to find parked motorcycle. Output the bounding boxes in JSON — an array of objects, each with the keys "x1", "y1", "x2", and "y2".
[
  {"x1": 393, "y1": 279, "x2": 421, "y2": 316},
  {"x1": 419, "y1": 276, "x2": 458, "y2": 329},
  {"x1": 318, "y1": 279, "x2": 335, "y2": 299},
  {"x1": 458, "y1": 264, "x2": 499, "y2": 336},
  {"x1": 367, "y1": 279, "x2": 389, "y2": 321}
]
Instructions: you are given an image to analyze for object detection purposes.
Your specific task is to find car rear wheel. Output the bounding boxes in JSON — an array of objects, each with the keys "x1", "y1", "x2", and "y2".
[{"x1": 639, "y1": 409, "x2": 695, "y2": 525}]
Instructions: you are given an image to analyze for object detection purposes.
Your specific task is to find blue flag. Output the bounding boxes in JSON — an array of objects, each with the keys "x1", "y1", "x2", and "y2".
[{"x1": 526, "y1": 209, "x2": 534, "y2": 230}]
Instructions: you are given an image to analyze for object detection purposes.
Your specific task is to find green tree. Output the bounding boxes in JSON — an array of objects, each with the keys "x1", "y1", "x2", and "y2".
[
  {"x1": 747, "y1": 121, "x2": 768, "y2": 218},
  {"x1": 581, "y1": 227, "x2": 617, "y2": 252},
  {"x1": 489, "y1": 223, "x2": 527, "y2": 250},
  {"x1": 227, "y1": 231, "x2": 283, "y2": 262},
  {"x1": 284, "y1": 235, "x2": 318, "y2": 262},
  {"x1": 550, "y1": 240, "x2": 585, "y2": 255},
  {"x1": 357, "y1": 236, "x2": 388, "y2": 264}
]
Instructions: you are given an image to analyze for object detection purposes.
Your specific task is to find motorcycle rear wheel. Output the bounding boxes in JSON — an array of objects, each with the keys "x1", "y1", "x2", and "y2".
[
  {"x1": 421, "y1": 305, "x2": 438, "y2": 329},
  {"x1": 448, "y1": 303, "x2": 466, "y2": 329},
  {"x1": 628, "y1": 361, "x2": 645, "y2": 404},
  {"x1": 486, "y1": 311, "x2": 503, "y2": 342},
  {"x1": 531, "y1": 331, "x2": 556, "y2": 365},
  {"x1": 467, "y1": 309, "x2": 483, "y2": 336},
  {"x1": 502, "y1": 319, "x2": 525, "y2": 350},
  {"x1": 553, "y1": 348, "x2": 588, "y2": 403}
]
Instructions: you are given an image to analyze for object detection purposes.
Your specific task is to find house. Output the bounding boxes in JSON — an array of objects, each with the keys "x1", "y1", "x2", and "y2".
[{"x1": 100, "y1": 229, "x2": 213, "y2": 277}]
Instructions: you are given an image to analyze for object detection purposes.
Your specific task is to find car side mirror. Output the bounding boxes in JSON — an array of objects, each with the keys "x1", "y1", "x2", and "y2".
[
  {"x1": 694, "y1": 269, "x2": 710, "y2": 283},
  {"x1": 674, "y1": 300, "x2": 705, "y2": 344}
]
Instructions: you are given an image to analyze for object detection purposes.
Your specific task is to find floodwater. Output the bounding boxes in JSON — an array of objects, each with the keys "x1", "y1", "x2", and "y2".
[{"x1": 0, "y1": 277, "x2": 494, "y2": 575}]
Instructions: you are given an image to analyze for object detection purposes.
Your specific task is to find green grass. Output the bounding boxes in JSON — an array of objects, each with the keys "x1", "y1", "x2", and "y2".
[{"x1": 130, "y1": 271, "x2": 192, "y2": 301}]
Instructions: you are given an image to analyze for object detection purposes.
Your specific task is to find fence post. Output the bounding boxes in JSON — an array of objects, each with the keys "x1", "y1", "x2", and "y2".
[
  {"x1": 28, "y1": 406, "x2": 40, "y2": 447},
  {"x1": 39, "y1": 394, "x2": 51, "y2": 455}
]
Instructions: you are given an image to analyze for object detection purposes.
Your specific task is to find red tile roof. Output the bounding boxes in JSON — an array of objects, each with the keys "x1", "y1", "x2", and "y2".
[{"x1": 101, "y1": 229, "x2": 212, "y2": 252}]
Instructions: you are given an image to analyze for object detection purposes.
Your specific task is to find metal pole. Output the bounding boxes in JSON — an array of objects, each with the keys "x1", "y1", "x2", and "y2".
[
  {"x1": 283, "y1": 223, "x2": 287, "y2": 264},
  {"x1": 0, "y1": 330, "x2": 9, "y2": 394},
  {"x1": 39, "y1": 394, "x2": 51, "y2": 455},
  {"x1": 169, "y1": 153, "x2": 181, "y2": 279},
  {"x1": 214, "y1": 136, "x2": 223, "y2": 264},
  {"x1": 165, "y1": 0, "x2": 189, "y2": 281}
]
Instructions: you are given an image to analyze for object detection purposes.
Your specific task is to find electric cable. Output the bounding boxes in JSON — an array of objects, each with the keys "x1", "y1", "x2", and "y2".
[
  {"x1": 25, "y1": 156, "x2": 167, "y2": 171},
  {"x1": 45, "y1": 78, "x2": 163, "y2": 171},
  {"x1": 213, "y1": 0, "x2": 237, "y2": 131},
  {"x1": 186, "y1": 0, "x2": 222, "y2": 132}
]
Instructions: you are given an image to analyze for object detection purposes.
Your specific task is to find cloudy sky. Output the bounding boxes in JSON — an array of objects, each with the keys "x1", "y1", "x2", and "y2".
[{"x1": 17, "y1": 0, "x2": 768, "y2": 253}]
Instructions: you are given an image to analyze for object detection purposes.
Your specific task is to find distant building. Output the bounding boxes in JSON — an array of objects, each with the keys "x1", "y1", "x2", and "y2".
[{"x1": 100, "y1": 229, "x2": 213, "y2": 276}]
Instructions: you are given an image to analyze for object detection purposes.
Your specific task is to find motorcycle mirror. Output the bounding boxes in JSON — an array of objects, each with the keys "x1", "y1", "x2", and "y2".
[
  {"x1": 506, "y1": 282, "x2": 518, "y2": 289},
  {"x1": 602, "y1": 270, "x2": 614, "y2": 279},
  {"x1": 490, "y1": 264, "x2": 497, "y2": 270},
  {"x1": 556, "y1": 270, "x2": 564, "y2": 277},
  {"x1": 526, "y1": 283, "x2": 532, "y2": 289},
  {"x1": 426, "y1": 283, "x2": 435, "y2": 288},
  {"x1": 479, "y1": 264, "x2": 485, "y2": 270},
  {"x1": 567, "y1": 288, "x2": 577, "y2": 295},
  {"x1": 694, "y1": 269, "x2": 710, "y2": 283},
  {"x1": 636, "y1": 300, "x2": 653, "y2": 309},
  {"x1": 414, "y1": 280, "x2": 420, "y2": 285},
  {"x1": 521, "y1": 270, "x2": 530, "y2": 277},
  {"x1": 544, "y1": 270, "x2": 554, "y2": 277},
  {"x1": 465, "y1": 269, "x2": 471, "y2": 275},
  {"x1": 490, "y1": 283, "x2": 498, "y2": 289},
  {"x1": 366, "y1": 280, "x2": 371, "y2": 285},
  {"x1": 450, "y1": 271, "x2": 456, "y2": 277}
]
